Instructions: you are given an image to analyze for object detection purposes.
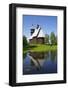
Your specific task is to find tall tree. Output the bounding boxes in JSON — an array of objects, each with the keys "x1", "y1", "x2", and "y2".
[
  {"x1": 45, "y1": 34, "x2": 49, "y2": 44},
  {"x1": 23, "y1": 35, "x2": 28, "y2": 47},
  {"x1": 55, "y1": 36, "x2": 57, "y2": 45},
  {"x1": 50, "y1": 32, "x2": 56, "y2": 45}
]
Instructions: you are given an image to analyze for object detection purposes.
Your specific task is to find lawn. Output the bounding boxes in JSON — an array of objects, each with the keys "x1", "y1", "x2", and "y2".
[{"x1": 23, "y1": 44, "x2": 57, "y2": 53}]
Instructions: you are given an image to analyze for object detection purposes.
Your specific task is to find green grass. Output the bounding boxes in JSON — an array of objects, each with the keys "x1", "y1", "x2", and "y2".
[
  {"x1": 23, "y1": 44, "x2": 57, "y2": 53},
  {"x1": 23, "y1": 46, "x2": 29, "y2": 54}
]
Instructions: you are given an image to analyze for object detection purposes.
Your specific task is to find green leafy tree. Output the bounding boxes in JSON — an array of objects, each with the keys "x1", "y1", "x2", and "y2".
[
  {"x1": 50, "y1": 32, "x2": 56, "y2": 45},
  {"x1": 45, "y1": 34, "x2": 49, "y2": 44},
  {"x1": 55, "y1": 36, "x2": 57, "y2": 45},
  {"x1": 23, "y1": 35, "x2": 28, "y2": 47}
]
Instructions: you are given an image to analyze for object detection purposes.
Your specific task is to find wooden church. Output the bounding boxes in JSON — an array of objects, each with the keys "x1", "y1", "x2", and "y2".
[{"x1": 29, "y1": 24, "x2": 45, "y2": 44}]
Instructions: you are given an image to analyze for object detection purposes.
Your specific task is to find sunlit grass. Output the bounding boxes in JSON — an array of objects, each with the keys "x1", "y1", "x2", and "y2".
[{"x1": 23, "y1": 44, "x2": 57, "y2": 53}]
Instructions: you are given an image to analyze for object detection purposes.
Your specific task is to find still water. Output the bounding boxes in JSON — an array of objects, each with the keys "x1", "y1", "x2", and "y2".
[{"x1": 23, "y1": 50, "x2": 57, "y2": 75}]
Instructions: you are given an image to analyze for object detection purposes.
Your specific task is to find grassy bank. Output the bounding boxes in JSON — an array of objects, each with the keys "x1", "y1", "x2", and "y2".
[{"x1": 23, "y1": 44, "x2": 57, "y2": 53}]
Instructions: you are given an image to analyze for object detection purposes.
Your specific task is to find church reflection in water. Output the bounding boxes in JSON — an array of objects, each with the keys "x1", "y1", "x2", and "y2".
[{"x1": 23, "y1": 50, "x2": 57, "y2": 75}]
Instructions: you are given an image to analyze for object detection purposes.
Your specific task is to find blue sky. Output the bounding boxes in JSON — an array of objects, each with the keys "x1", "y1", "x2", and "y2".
[{"x1": 23, "y1": 15, "x2": 57, "y2": 39}]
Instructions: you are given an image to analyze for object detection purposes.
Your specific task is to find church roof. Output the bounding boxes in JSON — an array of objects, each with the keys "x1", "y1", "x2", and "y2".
[
  {"x1": 37, "y1": 29, "x2": 45, "y2": 38},
  {"x1": 29, "y1": 25, "x2": 45, "y2": 39}
]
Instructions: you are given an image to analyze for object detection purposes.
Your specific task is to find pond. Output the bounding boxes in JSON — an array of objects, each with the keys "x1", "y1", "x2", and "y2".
[{"x1": 23, "y1": 50, "x2": 57, "y2": 75}]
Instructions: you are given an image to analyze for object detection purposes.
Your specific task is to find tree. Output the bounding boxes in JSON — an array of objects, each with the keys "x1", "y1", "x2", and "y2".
[
  {"x1": 55, "y1": 36, "x2": 57, "y2": 45},
  {"x1": 23, "y1": 35, "x2": 28, "y2": 47},
  {"x1": 50, "y1": 32, "x2": 56, "y2": 45},
  {"x1": 45, "y1": 34, "x2": 49, "y2": 44}
]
